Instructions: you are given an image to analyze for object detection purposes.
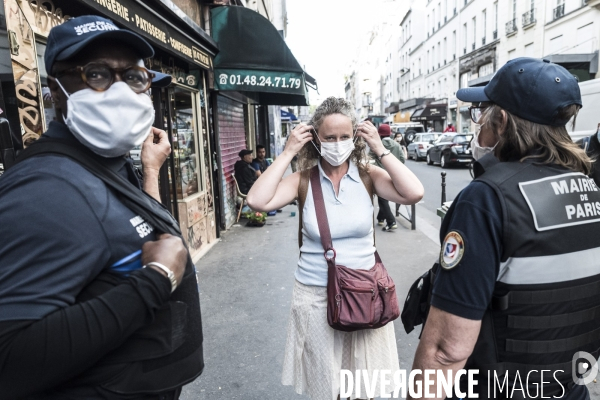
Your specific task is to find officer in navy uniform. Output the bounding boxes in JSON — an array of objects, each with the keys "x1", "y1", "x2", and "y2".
[
  {"x1": 0, "y1": 16, "x2": 203, "y2": 399},
  {"x1": 408, "y1": 58, "x2": 600, "y2": 400}
]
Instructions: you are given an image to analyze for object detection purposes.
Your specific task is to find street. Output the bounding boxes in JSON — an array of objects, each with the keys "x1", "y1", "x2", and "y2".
[
  {"x1": 180, "y1": 162, "x2": 474, "y2": 400},
  {"x1": 181, "y1": 195, "x2": 442, "y2": 399},
  {"x1": 181, "y1": 162, "x2": 600, "y2": 399}
]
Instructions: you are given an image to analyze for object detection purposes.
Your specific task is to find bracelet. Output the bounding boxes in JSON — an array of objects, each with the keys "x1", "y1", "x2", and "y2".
[
  {"x1": 378, "y1": 150, "x2": 391, "y2": 161},
  {"x1": 144, "y1": 262, "x2": 177, "y2": 293}
]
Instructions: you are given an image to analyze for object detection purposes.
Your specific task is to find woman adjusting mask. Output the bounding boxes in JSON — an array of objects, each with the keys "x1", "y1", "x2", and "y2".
[{"x1": 310, "y1": 126, "x2": 358, "y2": 167}]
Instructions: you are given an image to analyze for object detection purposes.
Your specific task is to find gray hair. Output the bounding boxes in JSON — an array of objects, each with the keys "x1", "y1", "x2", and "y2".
[{"x1": 298, "y1": 97, "x2": 368, "y2": 172}]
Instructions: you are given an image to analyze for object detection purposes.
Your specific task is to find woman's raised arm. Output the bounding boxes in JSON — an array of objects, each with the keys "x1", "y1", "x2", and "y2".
[{"x1": 246, "y1": 123, "x2": 314, "y2": 212}]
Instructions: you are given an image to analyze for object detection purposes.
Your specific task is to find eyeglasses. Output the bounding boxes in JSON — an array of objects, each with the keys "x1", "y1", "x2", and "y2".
[
  {"x1": 469, "y1": 106, "x2": 488, "y2": 124},
  {"x1": 53, "y1": 63, "x2": 155, "y2": 94}
]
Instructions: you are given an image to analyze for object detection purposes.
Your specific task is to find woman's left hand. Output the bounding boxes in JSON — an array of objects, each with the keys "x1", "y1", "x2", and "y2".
[{"x1": 356, "y1": 121, "x2": 385, "y2": 155}]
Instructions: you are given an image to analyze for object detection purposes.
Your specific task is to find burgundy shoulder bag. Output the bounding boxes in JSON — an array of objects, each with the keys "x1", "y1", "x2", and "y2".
[{"x1": 309, "y1": 165, "x2": 400, "y2": 332}]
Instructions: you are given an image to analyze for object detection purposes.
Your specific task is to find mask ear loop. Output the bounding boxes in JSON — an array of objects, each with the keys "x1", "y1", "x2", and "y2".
[
  {"x1": 50, "y1": 77, "x2": 71, "y2": 99},
  {"x1": 310, "y1": 127, "x2": 322, "y2": 156}
]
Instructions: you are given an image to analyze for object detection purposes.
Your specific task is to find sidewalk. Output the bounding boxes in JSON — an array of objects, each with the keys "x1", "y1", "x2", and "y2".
[{"x1": 181, "y1": 202, "x2": 441, "y2": 399}]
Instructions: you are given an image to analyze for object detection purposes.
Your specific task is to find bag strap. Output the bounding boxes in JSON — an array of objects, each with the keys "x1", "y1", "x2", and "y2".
[
  {"x1": 297, "y1": 164, "x2": 374, "y2": 248},
  {"x1": 15, "y1": 138, "x2": 181, "y2": 236},
  {"x1": 297, "y1": 168, "x2": 310, "y2": 248},
  {"x1": 309, "y1": 165, "x2": 335, "y2": 258}
]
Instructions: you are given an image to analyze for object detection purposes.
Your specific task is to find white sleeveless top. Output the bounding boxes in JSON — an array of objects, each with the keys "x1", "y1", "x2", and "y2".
[{"x1": 295, "y1": 160, "x2": 376, "y2": 287}]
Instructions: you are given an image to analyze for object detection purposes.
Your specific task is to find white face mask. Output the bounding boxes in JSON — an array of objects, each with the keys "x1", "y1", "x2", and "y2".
[
  {"x1": 311, "y1": 131, "x2": 357, "y2": 167},
  {"x1": 56, "y1": 80, "x2": 154, "y2": 158},
  {"x1": 472, "y1": 128, "x2": 497, "y2": 160}
]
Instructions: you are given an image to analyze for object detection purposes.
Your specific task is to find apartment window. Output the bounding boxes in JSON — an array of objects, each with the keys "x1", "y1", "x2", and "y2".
[
  {"x1": 549, "y1": 35, "x2": 563, "y2": 54},
  {"x1": 460, "y1": 72, "x2": 469, "y2": 89},
  {"x1": 494, "y1": 2, "x2": 498, "y2": 38},
  {"x1": 438, "y1": 3, "x2": 442, "y2": 26},
  {"x1": 479, "y1": 63, "x2": 493, "y2": 77},
  {"x1": 443, "y1": 37, "x2": 447, "y2": 64},
  {"x1": 452, "y1": 30, "x2": 456, "y2": 56},
  {"x1": 482, "y1": 9, "x2": 486, "y2": 42},
  {"x1": 463, "y1": 23, "x2": 467, "y2": 53},
  {"x1": 524, "y1": 42, "x2": 535, "y2": 57},
  {"x1": 576, "y1": 23, "x2": 594, "y2": 53},
  {"x1": 472, "y1": 17, "x2": 476, "y2": 49},
  {"x1": 512, "y1": 0, "x2": 517, "y2": 21}
]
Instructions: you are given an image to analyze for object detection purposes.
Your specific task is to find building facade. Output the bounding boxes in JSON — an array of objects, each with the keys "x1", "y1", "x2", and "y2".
[{"x1": 345, "y1": 0, "x2": 600, "y2": 133}]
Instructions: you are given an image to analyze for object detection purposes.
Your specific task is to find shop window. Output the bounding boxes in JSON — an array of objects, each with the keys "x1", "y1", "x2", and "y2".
[{"x1": 171, "y1": 87, "x2": 202, "y2": 198}]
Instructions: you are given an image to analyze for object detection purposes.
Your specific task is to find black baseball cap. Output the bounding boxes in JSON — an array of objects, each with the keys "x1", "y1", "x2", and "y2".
[
  {"x1": 45, "y1": 15, "x2": 154, "y2": 75},
  {"x1": 456, "y1": 57, "x2": 581, "y2": 126},
  {"x1": 239, "y1": 149, "x2": 253, "y2": 157}
]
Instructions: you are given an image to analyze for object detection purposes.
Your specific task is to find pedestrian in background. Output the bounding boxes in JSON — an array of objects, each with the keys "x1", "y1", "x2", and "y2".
[
  {"x1": 252, "y1": 144, "x2": 271, "y2": 173},
  {"x1": 246, "y1": 97, "x2": 423, "y2": 400},
  {"x1": 372, "y1": 124, "x2": 405, "y2": 232},
  {"x1": 0, "y1": 16, "x2": 203, "y2": 399},
  {"x1": 408, "y1": 58, "x2": 599, "y2": 399},
  {"x1": 444, "y1": 123, "x2": 456, "y2": 132},
  {"x1": 394, "y1": 132, "x2": 409, "y2": 159}
]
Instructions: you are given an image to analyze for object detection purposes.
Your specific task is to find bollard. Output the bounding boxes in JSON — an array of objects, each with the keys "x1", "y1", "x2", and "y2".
[{"x1": 441, "y1": 171, "x2": 447, "y2": 205}]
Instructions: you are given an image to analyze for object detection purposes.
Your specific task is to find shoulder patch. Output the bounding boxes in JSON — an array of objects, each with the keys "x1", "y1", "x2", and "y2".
[{"x1": 440, "y1": 231, "x2": 465, "y2": 270}]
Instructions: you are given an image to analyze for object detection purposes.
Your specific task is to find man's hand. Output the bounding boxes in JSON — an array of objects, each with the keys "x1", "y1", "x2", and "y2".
[
  {"x1": 141, "y1": 127, "x2": 171, "y2": 174},
  {"x1": 141, "y1": 128, "x2": 171, "y2": 201},
  {"x1": 141, "y1": 233, "x2": 187, "y2": 286}
]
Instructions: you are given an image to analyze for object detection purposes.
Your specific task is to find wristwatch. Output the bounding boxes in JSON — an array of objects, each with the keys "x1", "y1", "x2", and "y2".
[
  {"x1": 378, "y1": 150, "x2": 391, "y2": 161},
  {"x1": 144, "y1": 261, "x2": 177, "y2": 293}
]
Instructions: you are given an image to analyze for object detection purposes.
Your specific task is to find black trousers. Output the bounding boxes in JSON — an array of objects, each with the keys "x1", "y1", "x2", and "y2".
[{"x1": 377, "y1": 196, "x2": 396, "y2": 226}]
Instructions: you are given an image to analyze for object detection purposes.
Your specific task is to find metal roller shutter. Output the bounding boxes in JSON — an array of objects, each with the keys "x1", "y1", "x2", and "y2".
[{"x1": 217, "y1": 94, "x2": 247, "y2": 228}]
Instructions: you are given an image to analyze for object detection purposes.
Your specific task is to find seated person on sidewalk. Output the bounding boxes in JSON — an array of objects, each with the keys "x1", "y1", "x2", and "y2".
[
  {"x1": 252, "y1": 144, "x2": 271, "y2": 173},
  {"x1": 371, "y1": 123, "x2": 405, "y2": 231},
  {"x1": 234, "y1": 149, "x2": 259, "y2": 194}
]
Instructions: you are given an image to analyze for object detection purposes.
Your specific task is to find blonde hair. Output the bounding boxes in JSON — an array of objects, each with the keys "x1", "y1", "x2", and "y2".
[
  {"x1": 483, "y1": 104, "x2": 592, "y2": 175},
  {"x1": 297, "y1": 97, "x2": 368, "y2": 172}
]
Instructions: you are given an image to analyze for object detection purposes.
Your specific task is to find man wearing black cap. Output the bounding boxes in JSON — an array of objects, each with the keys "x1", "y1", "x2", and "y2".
[
  {"x1": 0, "y1": 16, "x2": 203, "y2": 399},
  {"x1": 235, "y1": 148, "x2": 259, "y2": 194},
  {"x1": 407, "y1": 58, "x2": 599, "y2": 399}
]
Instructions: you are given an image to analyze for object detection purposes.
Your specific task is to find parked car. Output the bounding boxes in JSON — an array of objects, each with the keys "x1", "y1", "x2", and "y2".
[
  {"x1": 390, "y1": 123, "x2": 425, "y2": 144},
  {"x1": 406, "y1": 132, "x2": 442, "y2": 161},
  {"x1": 426, "y1": 133, "x2": 474, "y2": 168}
]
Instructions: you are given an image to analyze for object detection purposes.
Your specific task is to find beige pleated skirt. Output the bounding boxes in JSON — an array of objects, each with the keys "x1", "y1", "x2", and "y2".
[{"x1": 281, "y1": 279, "x2": 400, "y2": 400}]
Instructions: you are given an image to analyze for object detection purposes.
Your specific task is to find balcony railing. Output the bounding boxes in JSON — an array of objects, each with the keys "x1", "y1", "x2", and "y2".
[
  {"x1": 482, "y1": 37, "x2": 486, "y2": 45},
  {"x1": 493, "y1": 30, "x2": 498, "y2": 39},
  {"x1": 505, "y1": 19, "x2": 517, "y2": 35},
  {"x1": 553, "y1": 4, "x2": 565, "y2": 20},
  {"x1": 522, "y1": 9, "x2": 536, "y2": 27}
]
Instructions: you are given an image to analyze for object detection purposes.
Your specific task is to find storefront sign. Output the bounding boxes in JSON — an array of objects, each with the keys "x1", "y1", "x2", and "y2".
[
  {"x1": 214, "y1": 69, "x2": 305, "y2": 94},
  {"x1": 81, "y1": 0, "x2": 213, "y2": 70}
]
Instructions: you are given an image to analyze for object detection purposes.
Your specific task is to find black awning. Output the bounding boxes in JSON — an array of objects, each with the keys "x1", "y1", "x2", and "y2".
[
  {"x1": 211, "y1": 6, "x2": 314, "y2": 106},
  {"x1": 410, "y1": 105, "x2": 447, "y2": 121}
]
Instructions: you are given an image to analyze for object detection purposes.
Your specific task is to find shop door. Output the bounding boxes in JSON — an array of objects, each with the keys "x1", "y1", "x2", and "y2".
[{"x1": 217, "y1": 94, "x2": 247, "y2": 229}]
